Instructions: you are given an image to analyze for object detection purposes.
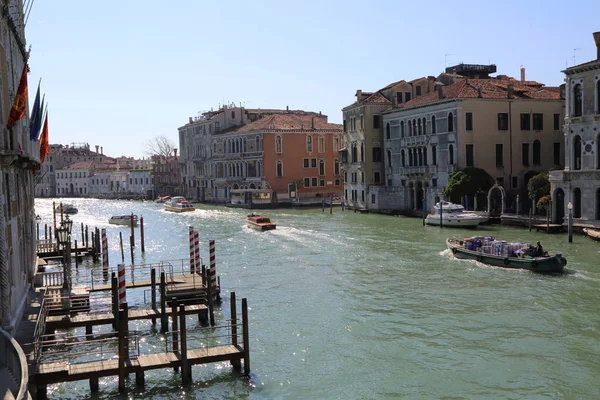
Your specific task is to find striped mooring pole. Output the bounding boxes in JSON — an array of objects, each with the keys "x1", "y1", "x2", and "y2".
[
  {"x1": 118, "y1": 263, "x2": 126, "y2": 308},
  {"x1": 189, "y1": 226, "x2": 194, "y2": 273},
  {"x1": 101, "y1": 228, "x2": 109, "y2": 276},
  {"x1": 209, "y1": 240, "x2": 218, "y2": 301},
  {"x1": 194, "y1": 230, "x2": 200, "y2": 274}
]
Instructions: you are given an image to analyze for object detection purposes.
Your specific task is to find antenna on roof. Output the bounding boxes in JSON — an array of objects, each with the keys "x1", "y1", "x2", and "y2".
[
  {"x1": 444, "y1": 53, "x2": 451, "y2": 68},
  {"x1": 573, "y1": 48, "x2": 581, "y2": 66}
]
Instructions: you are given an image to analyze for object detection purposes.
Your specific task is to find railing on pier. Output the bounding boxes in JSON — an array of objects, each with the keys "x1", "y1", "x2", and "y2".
[
  {"x1": 34, "y1": 270, "x2": 64, "y2": 287},
  {"x1": 36, "y1": 239, "x2": 57, "y2": 253},
  {"x1": 0, "y1": 328, "x2": 30, "y2": 400}
]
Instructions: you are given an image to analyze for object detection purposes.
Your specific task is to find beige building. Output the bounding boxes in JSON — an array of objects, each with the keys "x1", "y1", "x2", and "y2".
[
  {"x1": 341, "y1": 77, "x2": 436, "y2": 210},
  {"x1": 379, "y1": 66, "x2": 564, "y2": 215},
  {"x1": 550, "y1": 32, "x2": 600, "y2": 224}
]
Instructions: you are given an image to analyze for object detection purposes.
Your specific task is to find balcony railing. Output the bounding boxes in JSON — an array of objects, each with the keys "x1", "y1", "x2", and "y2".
[{"x1": 0, "y1": 329, "x2": 29, "y2": 400}]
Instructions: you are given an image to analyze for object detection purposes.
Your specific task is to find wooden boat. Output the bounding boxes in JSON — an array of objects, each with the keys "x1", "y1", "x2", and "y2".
[
  {"x1": 583, "y1": 228, "x2": 600, "y2": 241},
  {"x1": 246, "y1": 213, "x2": 276, "y2": 231},
  {"x1": 155, "y1": 195, "x2": 171, "y2": 203},
  {"x1": 164, "y1": 196, "x2": 195, "y2": 212},
  {"x1": 425, "y1": 202, "x2": 481, "y2": 228},
  {"x1": 109, "y1": 215, "x2": 138, "y2": 226},
  {"x1": 446, "y1": 237, "x2": 567, "y2": 273}
]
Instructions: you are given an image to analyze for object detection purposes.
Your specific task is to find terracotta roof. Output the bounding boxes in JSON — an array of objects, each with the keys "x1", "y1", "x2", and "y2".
[
  {"x1": 230, "y1": 114, "x2": 342, "y2": 133},
  {"x1": 563, "y1": 58, "x2": 600, "y2": 72},
  {"x1": 64, "y1": 161, "x2": 93, "y2": 170},
  {"x1": 397, "y1": 77, "x2": 561, "y2": 109},
  {"x1": 342, "y1": 90, "x2": 392, "y2": 110}
]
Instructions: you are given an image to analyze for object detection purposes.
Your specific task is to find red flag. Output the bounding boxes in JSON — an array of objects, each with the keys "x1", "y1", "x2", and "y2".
[
  {"x1": 7, "y1": 63, "x2": 28, "y2": 129},
  {"x1": 39, "y1": 113, "x2": 49, "y2": 163}
]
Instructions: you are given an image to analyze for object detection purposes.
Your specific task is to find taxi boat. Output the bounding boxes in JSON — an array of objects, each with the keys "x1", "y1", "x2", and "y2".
[{"x1": 246, "y1": 213, "x2": 276, "y2": 231}]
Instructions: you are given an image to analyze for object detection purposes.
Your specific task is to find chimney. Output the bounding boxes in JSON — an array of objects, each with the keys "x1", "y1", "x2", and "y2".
[
  {"x1": 101, "y1": 146, "x2": 103, "y2": 155},
  {"x1": 311, "y1": 117, "x2": 315, "y2": 129},
  {"x1": 174, "y1": 148, "x2": 178, "y2": 157},
  {"x1": 594, "y1": 31, "x2": 600, "y2": 60},
  {"x1": 520, "y1": 67, "x2": 526, "y2": 82},
  {"x1": 356, "y1": 89, "x2": 362, "y2": 101},
  {"x1": 507, "y1": 84, "x2": 515, "y2": 99},
  {"x1": 189, "y1": 117, "x2": 193, "y2": 123},
  {"x1": 95, "y1": 145, "x2": 99, "y2": 153},
  {"x1": 286, "y1": 105, "x2": 289, "y2": 112},
  {"x1": 437, "y1": 85, "x2": 445, "y2": 99},
  {"x1": 477, "y1": 87, "x2": 483, "y2": 98}
]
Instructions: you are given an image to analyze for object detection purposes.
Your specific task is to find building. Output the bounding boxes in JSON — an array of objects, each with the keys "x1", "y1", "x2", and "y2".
[
  {"x1": 550, "y1": 32, "x2": 600, "y2": 224},
  {"x1": 153, "y1": 154, "x2": 180, "y2": 197},
  {"x1": 128, "y1": 169, "x2": 153, "y2": 197},
  {"x1": 213, "y1": 112, "x2": 343, "y2": 202},
  {"x1": 55, "y1": 161, "x2": 93, "y2": 196},
  {"x1": 379, "y1": 67, "x2": 563, "y2": 215},
  {"x1": 341, "y1": 77, "x2": 437, "y2": 210}
]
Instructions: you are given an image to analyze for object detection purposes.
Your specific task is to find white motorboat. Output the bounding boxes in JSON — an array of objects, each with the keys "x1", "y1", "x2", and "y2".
[
  {"x1": 109, "y1": 214, "x2": 138, "y2": 226},
  {"x1": 164, "y1": 196, "x2": 195, "y2": 213},
  {"x1": 425, "y1": 201, "x2": 481, "y2": 228}
]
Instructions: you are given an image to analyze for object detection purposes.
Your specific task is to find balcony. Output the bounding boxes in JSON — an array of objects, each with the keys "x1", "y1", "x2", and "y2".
[
  {"x1": 0, "y1": 329, "x2": 29, "y2": 400},
  {"x1": 548, "y1": 170, "x2": 565, "y2": 182}
]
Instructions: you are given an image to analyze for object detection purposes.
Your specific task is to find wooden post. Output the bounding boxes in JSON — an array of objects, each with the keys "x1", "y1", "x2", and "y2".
[
  {"x1": 439, "y1": 201, "x2": 443, "y2": 228},
  {"x1": 529, "y1": 208, "x2": 533, "y2": 232},
  {"x1": 44, "y1": 223, "x2": 48, "y2": 240},
  {"x1": 130, "y1": 212, "x2": 135, "y2": 247},
  {"x1": 53, "y1": 201, "x2": 57, "y2": 231},
  {"x1": 81, "y1": 222, "x2": 84, "y2": 245},
  {"x1": 74, "y1": 239, "x2": 79, "y2": 268},
  {"x1": 206, "y1": 269, "x2": 215, "y2": 326},
  {"x1": 140, "y1": 216, "x2": 145, "y2": 252},
  {"x1": 85, "y1": 225, "x2": 89, "y2": 249},
  {"x1": 89, "y1": 377, "x2": 99, "y2": 393},
  {"x1": 119, "y1": 231, "x2": 124, "y2": 262},
  {"x1": 135, "y1": 370, "x2": 145, "y2": 388},
  {"x1": 179, "y1": 304, "x2": 191, "y2": 383},
  {"x1": 422, "y1": 198, "x2": 426, "y2": 226},
  {"x1": 112, "y1": 273, "x2": 119, "y2": 330},
  {"x1": 151, "y1": 268, "x2": 157, "y2": 325},
  {"x1": 130, "y1": 235, "x2": 134, "y2": 264},
  {"x1": 49, "y1": 227, "x2": 52, "y2": 247},
  {"x1": 330, "y1": 194, "x2": 333, "y2": 214},
  {"x1": 36, "y1": 221, "x2": 39, "y2": 240},
  {"x1": 230, "y1": 292, "x2": 241, "y2": 371},
  {"x1": 118, "y1": 303, "x2": 128, "y2": 392},
  {"x1": 322, "y1": 196, "x2": 325, "y2": 212},
  {"x1": 171, "y1": 298, "x2": 179, "y2": 373},
  {"x1": 242, "y1": 298, "x2": 250, "y2": 377},
  {"x1": 60, "y1": 202, "x2": 64, "y2": 223},
  {"x1": 546, "y1": 203, "x2": 550, "y2": 233},
  {"x1": 160, "y1": 271, "x2": 167, "y2": 333},
  {"x1": 201, "y1": 265, "x2": 206, "y2": 286}
]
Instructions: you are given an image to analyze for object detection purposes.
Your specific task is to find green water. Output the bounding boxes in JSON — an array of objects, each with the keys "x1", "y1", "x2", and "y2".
[{"x1": 34, "y1": 199, "x2": 600, "y2": 399}]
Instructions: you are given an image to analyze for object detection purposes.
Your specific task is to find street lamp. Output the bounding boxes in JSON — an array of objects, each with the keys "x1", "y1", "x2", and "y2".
[
  {"x1": 63, "y1": 215, "x2": 73, "y2": 235},
  {"x1": 56, "y1": 225, "x2": 70, "y2": 290},
  {"x1": 567, "y1": 202, "x2": 573, "y2": 243}
]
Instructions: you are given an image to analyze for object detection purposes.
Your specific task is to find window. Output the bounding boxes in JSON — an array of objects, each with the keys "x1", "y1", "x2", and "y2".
[
  {"x1": 431, "y1": 116, "x2": 436, "y2": 134},
  {"x1": 416, "y1": 86, "x2": 422, "y2": 96},
  {"x1": 574, "y1": 135, "x2": 582, "y2": 170},
  {"x1": 533, "y1": 113, "x2": 543, "y2": 130},
  {"x1": 405, "y1": 92, "x2": 411, "y2": 102},
  {"x1": 465, "y1": 112, "x2": 473, "y2": 131},
  {"x1": 318, "y1": 136, "x2": 325, "y2": 153},
  {"x1": 387, "y1": 150, "x2": 392, "y2": 168},
  {"x1": 496, "y1": 144, "x2": 503, "y2": 167},
  {"x1": 396, "y1": 92, "x2": 402, "y2": 104},
  {"x1": 231, "y1": 110, "x2": 235, "y2": 119},
  {"x1": 573, "y1": 84, "x2": 582, "y2": 117},
  {"x1": 319, "y1": 160, "x2": 325, "y2": 176},
  {"x1": 432, "y1": 145, "x2": 437, "y2": 165},
  {"x1": 400, "y1": 121, "x2": 404, "y2": 137},
  {"x1": 320, "y1": 179, "x2": 325, "y2": 187},
  {"x1": 303, "y1": 158, "x2": 309, "y2": 168},
  {"x1": 466, "y1": 144, "x2": 474, "y2": 167},
  {"x1": 432, "y1": 178, "x2": 437, "y2": 187},
  {"x1": 553, "y1": 113, "x2": 560, "y2": 130},
  {"x1": 335, "y1": 179, "x2": 340, "y2": 186},
  {"x1": 422, "y1": 118, "x2": 427, "y2": 135},
  {"x1": 418, "y1": 119, "x2": 422, "y2": 135},
  {"x1": 360, "y1": 142, "x2": 365, "y2": 162},
  {"x1": 304, "y1": 177, "x2": 310, "y2": 187},
  {"x1": 306, "y1": 135, "x2": 313, "y2": 152},
  {"x1": 386, "y1": 123, "x2": 390, "y2": 139},
  {"x1": 533, "y1": 140, "x2": 541, "y2": 165},
  {"x1": 520, "y1": 113, "x2": 531, "y2": 130},
  {"x1": 343, "y1": 120, "x2": 347, "y2": 132},
  {"x1": 334, "y1": 160, "x2": 340, "y2": 175},
  {"x1": 371, "y1": 194, "x2": 376, "y2": 204},
  {"x1": 334, "y1": 136, "x2": 339, "y2": 151},
  {"x1": 311, "y1": 177, "x2": 318, "y2": 187},
  {"x1": 401, "y1": 149, "x2": 405, "y2": 167},
  {"x1": 276, "y1": 135, "x2": 282, "y2": 153},
  {"x1": 512, "y1": 176, "x2": 518, "y2": 189},
  {"x1": 522, "y1": 143, "x2": 530, "y2": 166},
  {"x1": 373, "y1": 115, "x2": 380, "y2": 129},
  {"x1": 553, "y1": 142, "x2": 561, "y2": 165},
  {"x1": 449, "y1": 144, "x2": 454, "y2": 165},
  {"x1": 374, "y1": 171, "x2": 381, "y2": 184},
  {"x1": 498, "y1": 113, "x2": 509, "y2": 130},
  {"x1": 373, "y1": 147, "x2": 382, "y2": 162},
  {"x1": 448, "y1": 113, "x2": 454, "y2": 132},
  {"x1": 311, "y1": 158, "x2": 317, "y2": 168},
  {"x1": 360, "y1": 115, "x2": 364, "y2": 130},
  {"x1": 597, "y1": 80, "x2": 600, "y2": 114},
  {"x1": 276, "y1": 160, "x2": 283, "y2": 177}
]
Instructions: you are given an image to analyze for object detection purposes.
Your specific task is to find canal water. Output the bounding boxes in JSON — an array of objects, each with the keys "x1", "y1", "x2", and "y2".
[{"x1": 34, "y1": 198, "x2": 600, "y2": 399}]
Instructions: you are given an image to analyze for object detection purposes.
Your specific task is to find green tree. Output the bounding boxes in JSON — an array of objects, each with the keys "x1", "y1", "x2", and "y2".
[
  {"x1": 444, "y1": 167, "x2": 494, "y2": 202},
  {"x1": 527, "y1": 173, "x2": 550, "y2": 200}
]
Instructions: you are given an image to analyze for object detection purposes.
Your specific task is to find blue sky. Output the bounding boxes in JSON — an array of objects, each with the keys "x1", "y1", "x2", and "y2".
[{"x1": 26, "y1": 0, "x2": 600, "y2": 158}]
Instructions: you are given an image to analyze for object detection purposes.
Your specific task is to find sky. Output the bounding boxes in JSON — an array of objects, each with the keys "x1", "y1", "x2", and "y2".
[{"x1": 25, "y1": 0, "x2": 600, "y2": 159}]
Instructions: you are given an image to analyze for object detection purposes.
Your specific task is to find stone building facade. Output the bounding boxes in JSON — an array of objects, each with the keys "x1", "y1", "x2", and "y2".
[{"x1": 550, "y1": 32, "x2": 600, "y2": 225}]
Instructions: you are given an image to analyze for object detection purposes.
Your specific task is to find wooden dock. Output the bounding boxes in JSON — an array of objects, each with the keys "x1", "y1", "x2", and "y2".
[{"x1": 533, "y1": 223, "x2": 564, "y2": 233}]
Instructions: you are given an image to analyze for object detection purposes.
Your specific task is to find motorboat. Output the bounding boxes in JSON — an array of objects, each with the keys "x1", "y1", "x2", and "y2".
[
  {"x1": 425, "y1": 201, "x2": 481, "y2": 228},
  {"x1": 447, "y1": 236, "x2": 566, "y2": 273},
  {"x1": 109, "y1": 214, "x2": 139, "y2": 226},
  {"x1": 155, "y1": 195, "x2": 171, "y2": 203},
  {"x1": 583, "y1": 228, "x2": 600, "y2": 241},
  {"x1": 63, "y1": 204, "x2": 78, "y2": 215},
  {"x1": 164, "y1": 196, "x2": 195, "y2": 212},
  {"x1": 246, "y1": 213, "x2": 276, "y2": 231}
]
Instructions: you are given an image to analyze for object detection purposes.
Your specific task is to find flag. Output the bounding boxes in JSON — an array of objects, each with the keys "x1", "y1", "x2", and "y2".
[
  {"x1": 7, "y1": 63, "x2": 28, "y2": 129},
  {"x1": 39, "y1": 113, "x2": 49, "y2": 163},
  {"x1": 29, "y1": 81, "x2": 41, "y2": 140},
  {"x1": 36, "y1": 95, "x2": 45, "y2": 140}
]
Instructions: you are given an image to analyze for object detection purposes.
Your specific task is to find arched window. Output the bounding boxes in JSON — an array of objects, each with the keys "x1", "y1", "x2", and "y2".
[
  {"x1": 418, "y1": 119, "x2": 422, "y2": 135},
  {"x1": 597, "y1": 80, "x2": 600, "y2": 114},
  {"x1": 596, "y1": 188, "x2": 600, "y2": 219},
  {"x1": 533, "y1": 140, "x2": 541, "y2": 165},
  {"x1": 387, "y1": 149, "x2": 392, "y2": 168},
  {"x1": 432, "y1": 145, "x2": 437, "y2": 165},
  {"x1": 306, "y1": 135, "x2": 313, "y2": 152},
  {"x1": 431, "y1": 116, "x2": 436, "y2": 134},
  {"x1": 318, "y1": 135, "x2": 325, "y2": 153},
  {"x1": 400, "y1": 121, "x2": 405, "y2": 137},
  {"x1": 413, "y1": 119, "x2": 417, "y2": 136},
  {"x1": 276, "y1": 160, "x2": 283, "y2": 177},
  {"x1": 408, "y1": 121, "x2": 412, "y2": 136},
  {"x1": 319, "y1": 159, "x2": 325, "y2": 176},
  {"x1": 448, "y1": 113, "x2": 454, "y2": 132},
  {"x1": 422, "y1": 118, "x2": 427, "y2": 135},
  {"x1": 408, "y1": 149, "x2": 413, "y2": 166},
  {"x1": 255, "y1": 136, "x2": 260, "y2": 151},
  {"x1": 573, "y1": 135, "x2": 582, "y2": 170},
  {"x1": 423, "y1": 147, "x2": 428, "y2": 165},
  {"x1": 449, "y1": 144, "x2": 454, "y2": 165},
  {"x1": 401, "y1": 149, "x2": 405, "y2": 167},
  {"x1": 360, "y1": 142, "x2": 365, "y2": 162},
  {"x1": 231, "y1": 110, "x2": 235, "y2": 119},
  {"x1": 418, "y1": 148, "x2": 423, "y2": 166},
  {"x1": 334, "y1": 159, "x2": 340, "y2": 175},
  {"x1": 573, "y1": 84, "x2": 583, "y2": 117},
  {"x1": 276, "y1": 135, "x2": 282, "y2": 153},
  {"x1": 386, "y1": 123, "x2": 391, "y2": 140}
]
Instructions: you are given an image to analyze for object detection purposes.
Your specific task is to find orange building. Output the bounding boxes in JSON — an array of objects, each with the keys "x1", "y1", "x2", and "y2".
[{"x1": 212, "y1": 112, "x2": 343, "y2": 202}]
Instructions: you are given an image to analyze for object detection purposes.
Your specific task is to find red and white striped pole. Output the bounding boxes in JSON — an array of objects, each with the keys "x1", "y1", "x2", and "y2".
[
  {"x1": 194, "y1": 230, "x2": 200, "y2": 275},
  {"x1": 101, "y1": 228, "x2": 109, "y2": 276},
  {"x1": 189, "y1": 226, "x2": 194, "y2": 273},
  {"x1": 209, "y1": 240, "x2": 218, "y2": 301},
  {"x1": 118, "y1": 263, "x2": 126, "y2": 308}
]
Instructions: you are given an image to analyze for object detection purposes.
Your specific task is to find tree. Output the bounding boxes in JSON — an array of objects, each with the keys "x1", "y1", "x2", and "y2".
[
  {"x1": 444, "y1": 167, "x2": 494, "y2": 202},
  {"x1": 145, "y1": 135, "x2": 176, "y2": 158},
  {"x1": 527, "y1": 173, "x2": 550, "y2": 201}
]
